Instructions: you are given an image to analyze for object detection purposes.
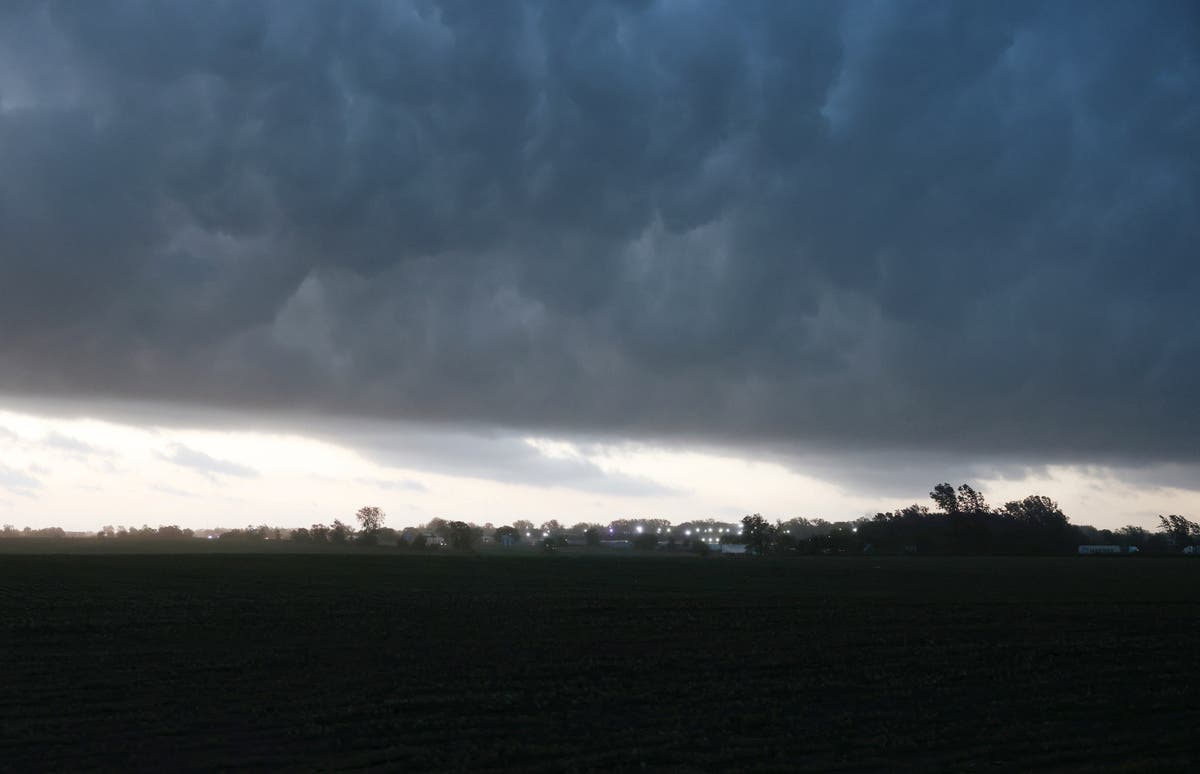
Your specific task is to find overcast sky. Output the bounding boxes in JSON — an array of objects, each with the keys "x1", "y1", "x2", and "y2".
[{"x1": 1, "y1": 1, "x2": 1197, "y2": 531}]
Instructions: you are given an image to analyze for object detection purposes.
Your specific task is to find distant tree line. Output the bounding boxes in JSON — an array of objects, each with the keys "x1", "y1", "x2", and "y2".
[
  {"x1": 216, "y1": 525, "x2": 283, "y2": 542},
  {"x1": 284, "y1": 508, "x2": 477, "y2": 550},
  {"x1": 2, "y1": 525, "x2": 68, "y2": 539},
  {"x1": 4, "y1": 488, "x2": 1198, "y2": 557},
  {"x1": 288, "y1": 519, "x2": 356, "y2": 545},
  {"x1": 734, "y1": 485, "x2": 1200, "y2": 556},
  {"x1": 93, "y1": 525, "x2": 196, "y2": 540}
]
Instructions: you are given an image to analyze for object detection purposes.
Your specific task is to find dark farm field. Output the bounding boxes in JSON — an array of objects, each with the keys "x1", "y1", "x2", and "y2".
[{"x1": 2, "y1": 551, "x2": 1199, "y2": 771}]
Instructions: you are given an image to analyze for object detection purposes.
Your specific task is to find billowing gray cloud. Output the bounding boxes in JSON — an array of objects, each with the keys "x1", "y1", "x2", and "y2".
[
  {"x1": 337, "y1": 420, "x2": 678, "y2": 497},
  {"x1": 0, "y1": 1, "x2": 1197, "y2": 472},
  {"x1": 159, "y1": 443, "x2": 258, "y2": 480}
]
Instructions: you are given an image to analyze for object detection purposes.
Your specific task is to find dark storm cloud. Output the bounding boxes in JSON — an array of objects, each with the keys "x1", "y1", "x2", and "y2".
[{"x1": 1, "y1": 1, "x2": 1197, "y2": 467}]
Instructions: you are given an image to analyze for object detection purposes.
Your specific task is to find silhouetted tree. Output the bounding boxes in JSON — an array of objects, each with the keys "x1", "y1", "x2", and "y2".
[
  {"x1": 448, "y1": 521, "x2": 474, "y2": 550},
  {"x1": 742, "y1": 514, "x2": 777, "y2": 556},
  {"x1": 11, "y1": 526, "x2": 68, "y2": 539},
  {"x1": 354, "y1": 507, "x2": 384, "y2": 546},
  {"x1": 356, "y1": 506, "x2": 385, "y2": 534},
  {"x1": 860, "y1": 492, "x2": 1092, "y2": 555},
  {"x1": 1116, "y1": 525, "x2": 1148, "y2": 542},
  {"x1": 956, "y1": 484, "x2": 988, "y2": 514},
  {"x1": 632, "y1": 532, "x2": 658, "y2": 550},
  {"x1": 330, "y1": 519, "x2": 353, "y2": 544},
  {"x1": 930, "y1": 483, "x2": 959, "y2": 514},
  {"x1": 411, "y1": 533, "x2": 427, "y2": 551},
  {"x1": 494, "y1": 525, "x2": 520, "y2": 546},
  {"x1": 1157, "y1": 514, "x2": 1199, "y2": 547},
  {"x1": 1001, "y1": 495, "x2": 1072, "y2": 553},
  {"x1": 585, "y1": 528, "x2": 601, "y2": 547},
  {"x1": 927, "y1": 483, "x2": 990, "y2": 551},
  {"x1": 1002, "y1": 495, "x2": 1064, "y2": 524},
  {"x1": 218, "y1": 525, "x2": 272, "y2": 541},
  {"x1": 1114, "y1": 525, "x2": 1158, "y2": 550},
  {"x1": 774, "y1": 527, "x2": 798, "y2": 554},
  {"x1": 608, "y1": 518, "x2": 672, "y2": 537},
  {"x1": 426, "y1": 518, "x2": 451, "y2": 540}
]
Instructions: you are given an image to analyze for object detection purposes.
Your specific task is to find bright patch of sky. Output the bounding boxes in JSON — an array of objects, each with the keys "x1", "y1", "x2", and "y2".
[{"x1": 1, "y1": 407, "x2": 1195, "y2": 533}]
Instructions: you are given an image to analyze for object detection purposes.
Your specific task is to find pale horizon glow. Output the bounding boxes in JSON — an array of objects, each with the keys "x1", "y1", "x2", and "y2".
[{"x1": 1, "y1": 405, "x2": 1196, "y2": 533}]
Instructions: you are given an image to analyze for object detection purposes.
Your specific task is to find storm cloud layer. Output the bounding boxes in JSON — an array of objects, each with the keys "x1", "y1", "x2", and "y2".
[{"x1": 1, "y1": 1, "x2": 1197, "y2": 466}]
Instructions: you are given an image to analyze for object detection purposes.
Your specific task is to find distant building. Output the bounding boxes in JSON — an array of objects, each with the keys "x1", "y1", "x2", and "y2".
[
  {"x1": 397, "y1": 529, "x2": 445, "y2": 548},
  {"x1": 1078, "y1": 545, "x2": 1122, "y2": 555}
]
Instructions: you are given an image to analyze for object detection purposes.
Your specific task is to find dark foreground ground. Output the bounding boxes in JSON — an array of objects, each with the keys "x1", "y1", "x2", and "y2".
[{"x1": 2, "y1": 552, "x2": 1198, "y2": 772}]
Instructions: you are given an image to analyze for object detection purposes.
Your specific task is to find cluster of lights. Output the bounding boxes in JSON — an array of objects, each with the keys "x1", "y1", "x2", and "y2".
[{"x1": 505, "y1": 520, "x2": 753, "y2": 543}]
